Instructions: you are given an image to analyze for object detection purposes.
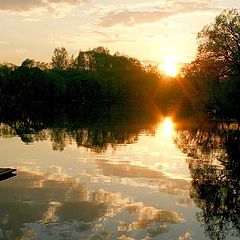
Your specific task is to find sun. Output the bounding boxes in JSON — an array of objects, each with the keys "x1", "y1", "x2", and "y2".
[
  {"x1": 161, "y1": 55, "x2": 180, "y2": 77},
  {"x1": 162, "y1": 62, "x2": 177, "y2": 77}
]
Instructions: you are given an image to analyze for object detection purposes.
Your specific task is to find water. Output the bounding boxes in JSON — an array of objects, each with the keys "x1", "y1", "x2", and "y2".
[{"x1": 0, "y1": 109, "x2": 239, "y2": 240}]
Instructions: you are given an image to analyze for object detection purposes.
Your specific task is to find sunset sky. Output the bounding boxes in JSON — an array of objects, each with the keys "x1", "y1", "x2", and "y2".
[{"x1": 0, "y1": 0, "x2": 239, "y2": 68}]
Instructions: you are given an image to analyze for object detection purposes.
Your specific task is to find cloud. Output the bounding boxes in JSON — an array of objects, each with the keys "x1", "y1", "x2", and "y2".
[
  {"x1": 100, "y1": 38, "x2": 135, "y2": 44},
  {"x1": 84, "y1": 4, "x2": 104, "y2": 16},
  {"x1": 22, "y1": 18, "x2": 41, "y2": 22},
  {"x1": 10, "y1": 48, "x2": 28, "y2": 54},
  {"x1": 0, "y1": 0, "x2": 85, "y2": 15},
  {"x1": 0, "y1": 40, "x2": 8, "y2": 45},
  {"x1": 100, "y1": 10, "x2": 172, "y2": 27},
  {"x1": 99, "y1": 1, "x2": 221, "y2": 27},
  {"x1": 167, "y1": 0, "x2": 220, "y2": 12},
  {"x1": 93, "y1": 31, "x2": 136, "y2": 44}
]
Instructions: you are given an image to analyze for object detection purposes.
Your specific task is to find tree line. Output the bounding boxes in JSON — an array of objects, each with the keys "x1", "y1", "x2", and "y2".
[
  {"x1": 0, "y1": 46, "x2": 163, "y2": 110},
  {"x1": 1, "y1": 9, "x2": 240, "y2": 119}
]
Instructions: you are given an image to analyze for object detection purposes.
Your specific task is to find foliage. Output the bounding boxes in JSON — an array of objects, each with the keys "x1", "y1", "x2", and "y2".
[
  {"x1": 51, "y1": 47, "x2": 70, "y2": 70},
  {"x1": 0, "y1": 46, "x2": 162, "y2": 109},
  {"x1": 180, "y1": 9, "x2": 240, "y2": 117}
]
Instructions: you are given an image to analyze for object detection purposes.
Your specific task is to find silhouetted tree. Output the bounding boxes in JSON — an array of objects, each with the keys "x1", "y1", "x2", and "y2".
[
  {"x1": 181, "y1": 9, "x2": 240, "y2": 116},
  {"x1": 0, "y1": 46, "x2": 163, "y2": 109},
  {"x1": 51, "y1": 47, "x2": 69, "y2": 70},
  {"x1": 74, "y1": 50, "x2": 85, "y2": 70}
]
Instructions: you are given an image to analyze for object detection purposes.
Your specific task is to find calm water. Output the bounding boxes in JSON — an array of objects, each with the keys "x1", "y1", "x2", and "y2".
[{"x1": 0, "y1": 109, "x2": 239, "y2": 240}]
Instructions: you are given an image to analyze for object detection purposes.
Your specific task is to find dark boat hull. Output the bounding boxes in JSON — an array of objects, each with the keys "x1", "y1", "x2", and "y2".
[{"x1": 0, "y1": 168, "x2": 17, "y2": 181}]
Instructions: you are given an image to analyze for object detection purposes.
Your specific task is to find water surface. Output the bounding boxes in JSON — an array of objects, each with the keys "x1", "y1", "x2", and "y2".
[{"x1": 0, "y1": 111, "x2": 239, "y2": 240}]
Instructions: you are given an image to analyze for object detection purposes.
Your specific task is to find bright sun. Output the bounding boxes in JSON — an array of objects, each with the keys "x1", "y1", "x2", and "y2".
[
  {"x1": 162, "y1": 62, "x2": 177, "y2": 77},
  {"x1": 161, "y1": 55, "x2": 180, "y2": 77}
]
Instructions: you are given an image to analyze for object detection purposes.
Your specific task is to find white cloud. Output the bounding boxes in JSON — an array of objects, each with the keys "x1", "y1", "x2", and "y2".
[
  {"x1": 0, "y1": 0, "x2": 86, "y2": 16},
  {"x1": 100, "y1": 10, "x2": 173, "y2": 27},
  {"x1": 22, "y1": 18, "x2": 41, "y2": 22},
  {"x1": 99, "y1": 0, "x2": 222, "y2": 27},
  {"x1": 10, "y1": 48, "x2": 28, "y2": 54},
  {"x1": 0, "y1": 40, "x2": 8, "y2": 45}
]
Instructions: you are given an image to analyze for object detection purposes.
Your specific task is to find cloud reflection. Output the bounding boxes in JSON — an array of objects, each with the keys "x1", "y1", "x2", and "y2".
[
  {"x1": 95, "y1": 159, "x2": 190, "y2": 196},
  {"x1": 0, "y1": 169, "x2": 185, "y2": 239}
]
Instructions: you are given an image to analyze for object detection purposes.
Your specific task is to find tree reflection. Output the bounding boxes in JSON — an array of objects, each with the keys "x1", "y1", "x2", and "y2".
[
  {"x1": 0, "y1": 104, "x2": 157, "y2": 152},
  {"x1": 176, "y1": 120, "x2": 240, "y2": 240}
]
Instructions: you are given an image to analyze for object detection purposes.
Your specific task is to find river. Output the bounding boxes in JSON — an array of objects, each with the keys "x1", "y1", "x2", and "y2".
[{"x1": 0, "y1": 109, "x2": 239, "y2": 240}]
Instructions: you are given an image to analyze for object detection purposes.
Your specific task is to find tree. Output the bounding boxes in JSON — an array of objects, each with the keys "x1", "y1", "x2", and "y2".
[
  {"x1": 89, "y1": 47, "x2": 111, "y2": 72},
  {"x1": 74, "y1": 51, "x2": 85, "y2": 70},
  {"x1": 51, "y1": 47, "x2": 69, "y2": 70},
  {"x1": 92, "y1": 46, "x2": 110, "y2": 55},
  {"x1": 197, "y1": 9, "x2": 240, "y2": 79},
  {"x1": 21, "y1": 58, "x2": 35, "y2": 68},
  {"x1": 21, "y1": 58, "x2": 49, "y2": 70},
  {"x1": 181, "y1": 9, "x2": 240, "y2": 115}
]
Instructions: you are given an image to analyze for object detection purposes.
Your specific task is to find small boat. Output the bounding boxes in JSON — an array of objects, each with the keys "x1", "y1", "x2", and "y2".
[{"x1": 0, "y1": 168, "x2": 17, "y2": 181}]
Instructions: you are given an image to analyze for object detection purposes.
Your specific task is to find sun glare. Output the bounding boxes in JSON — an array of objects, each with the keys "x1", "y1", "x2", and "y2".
[
  {"x1": 155, "y1": 117, "x2": 175, "y2": 140},
  {"x1": 161, "y1": 55, "x2": 180, "y2": 77},
  {"x1": 162, "y1": 117, "x2": 175, "y2": 138},
  {"x1": 162, "y1": 62, "x2": 177, "y2": 77}
]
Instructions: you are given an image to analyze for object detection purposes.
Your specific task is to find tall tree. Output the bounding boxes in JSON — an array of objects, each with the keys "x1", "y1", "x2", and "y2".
[
  {"x1": 51, "y1": 47, "x2": 69, "y2": 70},
  {"x1": 74, "y1": 51, "x2": 85, "y2": 70},
  {"x1": 197, "y1": 9, "x2": 240, "y2": 79},
  {"x1": 181, "y1": 9, "x2": 240, "y2": 115}
]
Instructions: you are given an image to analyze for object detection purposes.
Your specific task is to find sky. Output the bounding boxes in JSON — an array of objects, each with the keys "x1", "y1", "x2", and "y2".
[{"x1": 0, "y1": 0, "x2": 239, "y2": 68}]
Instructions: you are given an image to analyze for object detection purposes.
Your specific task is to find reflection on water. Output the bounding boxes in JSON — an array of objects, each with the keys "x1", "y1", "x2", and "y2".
[
  {"x1": 175, "y1": 120, "x2": 240, "y2": 240},
  {"x1": 160, "y1": 117, "x2": 175, "y2": 138},
  {"x1": 0, "y1": 108, "x2": 239, "y2": 240},
  {"x1": 0, "y1": 104, "x2": 157, "y2": 152},
  {"x1": 0, "y1": 169, "x2": 186, "y2": 240}
]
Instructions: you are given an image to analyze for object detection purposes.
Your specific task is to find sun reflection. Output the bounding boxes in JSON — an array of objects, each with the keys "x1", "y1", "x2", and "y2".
[
  {"x1": 162, "y1": 117, "x2": 174, "y2": 138},
  {"x1": 154, "y1": 117, "x2": 175, "y2": 146}
]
